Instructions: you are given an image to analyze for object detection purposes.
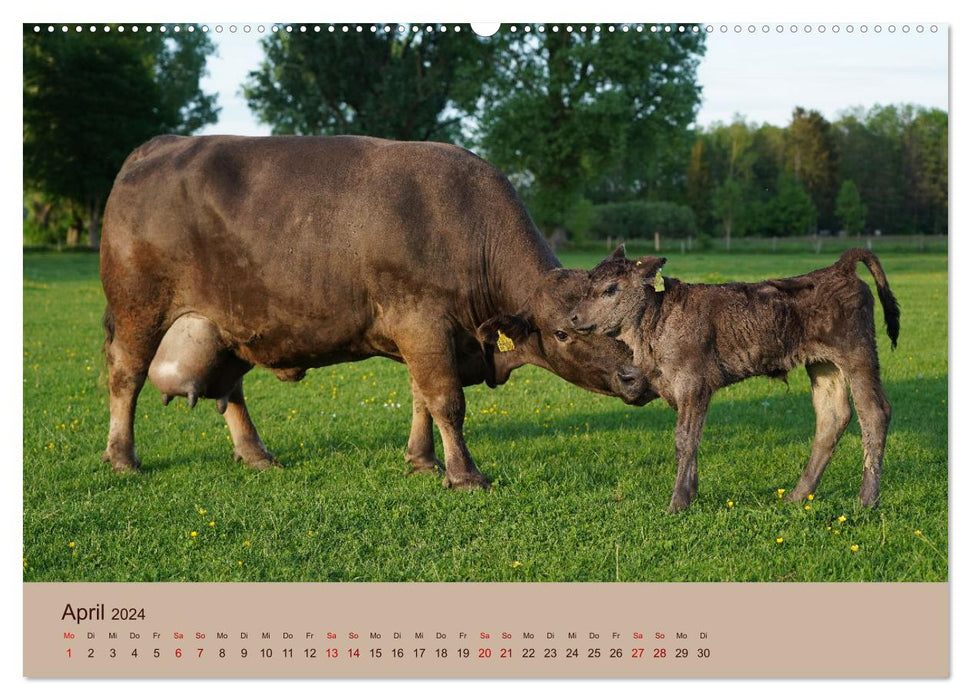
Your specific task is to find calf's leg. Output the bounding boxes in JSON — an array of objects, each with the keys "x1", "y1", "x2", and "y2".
[
  {"x1": 847, "y1": 364, "x2": 892, "y2": 507},
  {"x1": 668, "y1": 389, "x2": 711, "y2": 514},
  {"x1": 399, "y1": 334, "x2": 488, "y2": 490},
  {"x1": 788, "y1": 361, "x2": 852, "y2": 502},
  {"x1": 221, "y1": 377, "x2": 278, "y2": 469},
  {"x1": 405, "y1": 375, "x2": 443, "y2": 474}
]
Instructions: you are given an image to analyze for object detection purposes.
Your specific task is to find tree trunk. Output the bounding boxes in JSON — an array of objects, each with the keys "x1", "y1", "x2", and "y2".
[{"x1": 86, "y1": 198, "x2": 101, "y2": 250}]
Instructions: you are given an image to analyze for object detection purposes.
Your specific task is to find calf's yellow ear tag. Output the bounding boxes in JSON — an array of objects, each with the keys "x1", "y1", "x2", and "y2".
[
  {"x1": 654, "y1": 269, "x2": 665, "y2": 292},
  {"x1": 496, "y1": 330, "x2": 516, "y2": 352}
]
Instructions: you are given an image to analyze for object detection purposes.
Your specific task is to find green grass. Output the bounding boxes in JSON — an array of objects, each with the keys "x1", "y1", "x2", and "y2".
[{"x1": 23, "y1": 249, "x2": 947, "y2": 582}]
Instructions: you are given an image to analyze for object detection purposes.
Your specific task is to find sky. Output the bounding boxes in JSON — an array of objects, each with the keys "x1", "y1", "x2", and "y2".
[{"x1": 197, "y1": 22, "x2": 949, "y2": 138}]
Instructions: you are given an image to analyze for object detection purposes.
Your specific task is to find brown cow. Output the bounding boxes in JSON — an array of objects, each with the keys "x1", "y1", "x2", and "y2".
[
  {"x1": 570, "y1": 247, "x2": 900, "y2": 512},
  {"x1": 100, "y1": 135, "x2": 652, "y2": 489}
]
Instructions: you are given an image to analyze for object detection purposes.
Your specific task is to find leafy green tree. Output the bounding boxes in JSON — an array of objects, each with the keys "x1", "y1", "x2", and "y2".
[
  {"x1": 787, "y1": 107, "x2": 839, "y2": 232},
  {"x1": 835, "y1": 180, "x2": 867, "y2": 236},
  {"x1": 243, "y1": 26, "x2": 492, "y2": 142},
  {"x1": 712, "y1": 177, "x2": 744, "y2": 248},
  {"x1": 480, "y1": 25, "x2": 705, "y2": 235},
  {"x1": 769, "y1": 170, "x2": 816, "y2": 236},
  {"x1": 23, "y1": 25, "x2": 218, "y2": 248}
]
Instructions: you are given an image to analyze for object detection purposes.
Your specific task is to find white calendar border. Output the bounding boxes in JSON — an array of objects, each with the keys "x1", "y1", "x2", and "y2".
[{"x1": 5, "y1": 0, "x2": 964, "y2": 696}]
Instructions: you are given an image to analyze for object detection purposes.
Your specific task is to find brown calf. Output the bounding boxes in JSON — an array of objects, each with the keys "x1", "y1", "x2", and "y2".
[{"x1": 571, "y1": 247, "x2": 900, "y2": 513}]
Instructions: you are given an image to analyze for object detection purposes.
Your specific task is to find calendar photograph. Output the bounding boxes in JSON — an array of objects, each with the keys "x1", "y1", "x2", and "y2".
[{"x1": 21, "y1": 17, "x2": 949, "y2": 678}]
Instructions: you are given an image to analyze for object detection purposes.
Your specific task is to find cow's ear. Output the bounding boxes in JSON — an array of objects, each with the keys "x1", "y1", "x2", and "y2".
[
  {"x1": 609, "y1": 244, "x2": 627, "y2": 260},
  {"x1": 476, "y1": 314, "x2": 532, "y2": 351}
]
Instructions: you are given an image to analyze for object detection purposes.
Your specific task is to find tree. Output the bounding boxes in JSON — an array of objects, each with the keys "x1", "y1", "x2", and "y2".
[
  {"x1": 787, "y1": 107, "x2": 839, "y2": 232},
  {"x1": 479, "y1": 25, "x2": 706, "y2": 235},
  {"x1": 23, "y1": 26, "x2": 218, "y2": 248},
  {"x1": 243, "y1": 25, "x2": 493, "y2": 142},
  {"x1": 770, "y1": 171, "x2": 816, "y2": 237},
  {"x1": 835, "y1": 180, "x2": 867, "y2": 236},
  {"x1": 712, "y1": 177, "x2": 743, "y2": 249}
]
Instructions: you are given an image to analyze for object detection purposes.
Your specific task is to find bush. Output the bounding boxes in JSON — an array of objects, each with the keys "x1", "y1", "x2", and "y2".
[{"x1": 590, "y1": 201, "x2": 697, "y2": 240}]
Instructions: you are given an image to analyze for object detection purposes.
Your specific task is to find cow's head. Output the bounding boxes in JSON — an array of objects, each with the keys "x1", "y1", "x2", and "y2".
[
  {"x1": 477, "y1": 268, "x2": 653, "y2": 406},
  {"x1": 570, "y1": 246, "x2": 666, "y2": 337}
]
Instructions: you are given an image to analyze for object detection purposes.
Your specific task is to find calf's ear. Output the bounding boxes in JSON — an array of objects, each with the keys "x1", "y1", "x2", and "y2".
[
  {"x1": 477, "y1": 314, "x2": 532, "y2": 351},
  {"x1": 609, "y1": 244, "x2": 627, "y2": 260},
  {"x1": 633, "y1": 256, "x2": 667, "y2": 278}
]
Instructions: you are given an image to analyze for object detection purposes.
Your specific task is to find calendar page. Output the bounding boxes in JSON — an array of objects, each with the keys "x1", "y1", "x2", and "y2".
[{"x1": 21, "y1": 11, "x2": 949, "y2": 681}]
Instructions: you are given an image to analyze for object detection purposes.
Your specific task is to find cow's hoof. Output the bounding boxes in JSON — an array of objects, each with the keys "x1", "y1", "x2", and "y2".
[
  {"x1": 110, "y1": 460, "x2": 142, "y2": 475},
  {"x1": 442, "y1": 473, "x2": 491, "y2": 491},
  {"x1": 234, "y1": 449, "x2": 281, "y2": 470},
  {"x1": 103, "y1": 450, "x2": 142, "y2": 474},
  {"x1": 406, "y1": 457, "x2": 444, "y2": 476}
]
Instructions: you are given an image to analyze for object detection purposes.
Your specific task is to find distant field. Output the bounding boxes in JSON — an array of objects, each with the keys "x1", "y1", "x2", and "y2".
[{"x1": 22, "y1": 249, "x2": 947, "y2": 582}]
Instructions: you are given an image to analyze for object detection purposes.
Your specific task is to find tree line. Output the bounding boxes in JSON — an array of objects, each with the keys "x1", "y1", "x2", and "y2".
[
  {"x1": 23, "y1": 24, "x2": 947, "y2": 248},
  {"x1": 688, "y1": 105, "x2": 947, "y2": 243}
]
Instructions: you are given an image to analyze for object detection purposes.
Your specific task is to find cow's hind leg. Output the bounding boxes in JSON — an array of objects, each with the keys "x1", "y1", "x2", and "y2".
[
  {"x1": 222, "y1": 378, "x2": 278, "y2": 469},
  {"x1": 102, "y1": 324, "x2": 155, "y2": 473},
  {"x1": 405, "y1": 375, "x2": 443, "y2": 474},
  {"x1": 788, "y1": 361, "x2": 852, "y2": 502},
  {"x1": 847, "y1": 361, "x2": 892, "y2": 507},
  {"x1": 399, "y1": 333, "x2": 488, "y2": 490}
]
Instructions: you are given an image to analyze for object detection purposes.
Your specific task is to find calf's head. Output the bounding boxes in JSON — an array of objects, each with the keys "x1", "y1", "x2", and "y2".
[
  {"x1": 477, "y1": 268, "x2": 653, "y2": 406},
  {"x1": 571, "y1": 246, "x2": 666, "y2": 336}
]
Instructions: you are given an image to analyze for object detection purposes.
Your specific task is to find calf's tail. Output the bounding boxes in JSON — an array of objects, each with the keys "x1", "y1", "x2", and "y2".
[{"x1": 838, "y1": 248, "x2": 900, "y2": 349}]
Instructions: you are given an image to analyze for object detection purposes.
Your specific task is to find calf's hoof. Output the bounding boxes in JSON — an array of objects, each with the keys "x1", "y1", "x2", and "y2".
[
  {"x1": 666, "y1": 493, "x2": 692, "y2": 514},
  {"x1": 442, "y1": 472, "x2": 491, "y2": 491}
]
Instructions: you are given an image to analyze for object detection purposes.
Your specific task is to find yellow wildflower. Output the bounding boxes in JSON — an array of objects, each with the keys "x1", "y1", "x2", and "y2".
[
  {"x1": 209, "y1": 521, "x2": 215, "y2": 528},
  {"x1": 511, "y1": 561, "x2": 522, "y2": 568},
  {"x1": 777, "y1": 489, "x2": 785, "y2": 498},
  {"x1": 190, "y1": 531, "x2": 198, "y2": 538},
  {"x1": 807, "y1": 494, "x2": 814, "y2": 501},
  {"x1": 68, "y1": 542, "x2": 75, "y2": 548},
  {"x1": 776, "y1": 537, "x2": 784, "y2": 544},
  {"x1": 914, "y1": 530, "x2": 922, "y2": 536},
  {"x1": 850, "y1": 544, "x2": 860, "y2": 552},
  {"x1": 838, "y1": 515, "x2": 847, "y2": 523}
]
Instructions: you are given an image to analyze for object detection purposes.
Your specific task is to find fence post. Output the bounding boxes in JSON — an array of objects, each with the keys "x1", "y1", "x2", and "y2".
[
  {"x1": 772, "y1": 236, "x2": 777, "y2": 252},
  {"x1": 654, "y1": 232, "x2": 660, "y2": 252},
  {"x1": 680, "y1": 240, "x2": 685, "y2": 255},
  {"x1": 867, "y1": 236, "x2": 872, "y2": 251}
]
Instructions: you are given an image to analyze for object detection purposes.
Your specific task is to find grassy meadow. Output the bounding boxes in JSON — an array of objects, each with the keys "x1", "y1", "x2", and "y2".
[{"x1": 22, "y1": 248, "x2": 947, "y2": 582}]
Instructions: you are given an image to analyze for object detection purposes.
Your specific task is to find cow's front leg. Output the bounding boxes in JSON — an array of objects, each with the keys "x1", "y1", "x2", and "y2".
[
  {"x1": 668, "y1": 388, "x2": 711, "y2": 514},
  {"x1": 405, "y1": 375, "x2": 443, "y2": 474},
  {"x1": 221, "y1": 377, "x2": 279, "y2": 469},
  {"x1": 400, "y1": 338, "x2": 488, "y2": 490}
]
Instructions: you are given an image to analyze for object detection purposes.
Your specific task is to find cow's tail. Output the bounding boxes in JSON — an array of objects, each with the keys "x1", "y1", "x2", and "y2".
[{"x1": 838, "y1": 248, "x2": 900, "y2": 349}]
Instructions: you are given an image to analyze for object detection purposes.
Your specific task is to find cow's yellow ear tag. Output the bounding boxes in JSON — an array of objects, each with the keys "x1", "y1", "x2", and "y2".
[
  {"x1": 636, "y1": 260, "x2": 643, "y2": 266},
  {"x1": 654, "y1": 269, "x2": 665, "y2": 292},
  {"x1": 497, "y1": 330, "x2": 516, "y2": 352}
]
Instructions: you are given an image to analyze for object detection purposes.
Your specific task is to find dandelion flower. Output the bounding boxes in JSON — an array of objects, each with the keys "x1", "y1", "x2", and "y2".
[
  {"x1": 727, "y1": 500, "x2": 734, "y2": 508},
  {"x1": 209, "y1": 521, "x2": 215, "y2": 528},
  {"x1": 243, "y1": 541, "x2": 251, "y2": 547},
  {"x1": 850, "y1": 544, "x2": 860, "y2": 552},
  {"x1": 914, "y1": 530, "x2": 922, "y2": 536},
  {"x1": 511, "y1": 561, "x2": 522, "y2": 568},
  {"x1": 804, "y1": 505, "x2": 811, "y2": 511},
  {"x1": 807, "y1": 494, "x2": 814, "y2": 501},
  {"x1": 777, "y1": 489, "x2": 785, "y2": 498},
  {"x1": 69, "y1": 542, "x2": 75, "y2": 548},
  {"x1": 776, "y1": 537, "x2": 784, "y2": 544},
  {"x1": 198, "y1": 509, "x2": 207, "y2": 515},
  {"x1": 838, "y1": 515, "x2": 847, "y2": 523},
  {"x1": 190, "y1": 531, "x2": 198, "y2": 538}
]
